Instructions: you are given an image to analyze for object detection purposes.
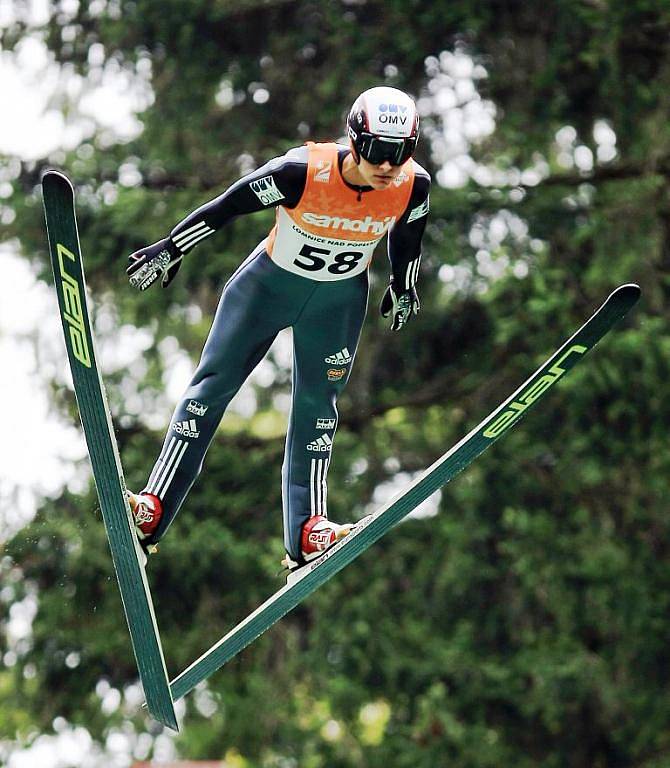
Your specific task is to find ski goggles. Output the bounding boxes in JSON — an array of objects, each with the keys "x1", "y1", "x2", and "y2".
[{"x1": 355, "y1": 133, "x2": 417, "y2": 166}]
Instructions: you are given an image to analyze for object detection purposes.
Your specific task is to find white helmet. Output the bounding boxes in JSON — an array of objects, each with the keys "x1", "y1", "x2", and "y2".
[{"x1": 347, "y1": 86, "x2": 419, "y2": 165}]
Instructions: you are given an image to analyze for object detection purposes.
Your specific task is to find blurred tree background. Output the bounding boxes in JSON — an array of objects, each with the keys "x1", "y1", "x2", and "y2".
[{"x1": 1, "y1": 0, "x2": 668, "y2": 766}]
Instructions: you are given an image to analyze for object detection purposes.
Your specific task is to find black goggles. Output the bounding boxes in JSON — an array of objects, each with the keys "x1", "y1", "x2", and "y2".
[{"x1": 357, "y1": 133, "x2": 417, "y2": 166}]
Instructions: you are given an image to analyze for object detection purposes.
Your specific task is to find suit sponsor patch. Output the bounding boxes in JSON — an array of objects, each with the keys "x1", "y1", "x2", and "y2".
[
  {"x1": 407, "y1": 196, "x2": 429, "y2": 223},
  {"x1": 250, "y1": 175, "x2": 284, "y2": 205},
  {"x1": 186, "y1": 400, "x2": 208, "y2": 416},
  {"x1": 314, "y1": 160, "x2": 332, "y2": 183},
  {"x1": 327, "y1": 368, "x2": 346, "y2": 381}
]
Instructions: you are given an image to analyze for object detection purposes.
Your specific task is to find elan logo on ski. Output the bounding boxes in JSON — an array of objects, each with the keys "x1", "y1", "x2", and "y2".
[
  {"x1": 483, "y1": 344, "x2": 587, "y2": 439},
  {"x1": 56, "y1": 243, "x2": 92, "y2": 369}
]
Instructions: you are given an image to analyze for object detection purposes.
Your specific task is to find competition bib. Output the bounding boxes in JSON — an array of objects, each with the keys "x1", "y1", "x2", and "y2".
[{"x1": 269, "y1": 207, "x2": 392, "y2": 281}]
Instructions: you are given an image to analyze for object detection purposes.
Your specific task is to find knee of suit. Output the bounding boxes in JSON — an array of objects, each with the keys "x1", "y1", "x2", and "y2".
[
  {"x1": 292, "y1": 388, "x2": 342, "y2": 414},
  {"x1": 186, "y1": 377, "x2": 241, "y2": 411},
  {"x1": 326, "y1": 372, "x2": 354, "y2": 398}
]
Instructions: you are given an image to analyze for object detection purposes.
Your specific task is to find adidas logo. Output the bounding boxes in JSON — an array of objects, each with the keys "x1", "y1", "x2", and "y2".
[
  {"x1": 306, "y1": 433, "x2": 333, "y2": 452},
  {"x1": 173, "y1": 419, "x2": 200, "y2": 438},
  {"x1": 324, "y1": 347, "x2": 352, "y2": 365},
  {"x1": 186, "y1": 400, "x2": 208, "y2": 416},
  {"x1": 316, "y1": 418, "x2": 336, "y2": 430}
]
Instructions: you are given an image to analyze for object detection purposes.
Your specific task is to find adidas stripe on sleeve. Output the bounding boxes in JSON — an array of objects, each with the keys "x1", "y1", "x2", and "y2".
[{"x1": 172, "y1": 221, "x2": 216, "y2": 252}]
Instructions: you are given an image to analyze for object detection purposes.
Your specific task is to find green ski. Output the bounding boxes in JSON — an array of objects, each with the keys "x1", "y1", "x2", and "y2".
[
  {"x1": 169, "y1": 283, "x2": 640, "y2": 702},
  {"x1": 42, "y1": 170, "x2": 178, "y2": 731}
]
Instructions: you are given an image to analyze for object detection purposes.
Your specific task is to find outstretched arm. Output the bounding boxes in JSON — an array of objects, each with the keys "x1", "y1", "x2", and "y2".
[
  {"x1": 127, "y1": 147, "x2": 308, "y2": 290},
  {"x1": 169, "y1": 147, "x2": 308, "y2": 253}
]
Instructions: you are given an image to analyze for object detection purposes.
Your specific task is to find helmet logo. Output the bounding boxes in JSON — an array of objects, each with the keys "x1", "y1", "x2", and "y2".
[
  {"x1": 378, "y1": 112, "x2": 408, "y2": 126},
  {"x1": 377, "y1": 103, "x2": 410, "y2": 128},
  {"x1": 379, "y1": 103, "x2": 408, "y2": 113}
]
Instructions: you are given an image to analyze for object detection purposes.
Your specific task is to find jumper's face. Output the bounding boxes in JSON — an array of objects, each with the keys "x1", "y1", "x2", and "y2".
[{"x1": 355, "y1": 155, "x2": 405, "y2": 190}]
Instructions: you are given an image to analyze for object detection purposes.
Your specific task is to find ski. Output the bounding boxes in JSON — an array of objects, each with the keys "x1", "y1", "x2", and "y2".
[
  {"x1": 169, "y1": 283, "x2": 640, "y2": 702},
  {"x1": 42, "y1": 170, "x2": 178, "y2": 731}
]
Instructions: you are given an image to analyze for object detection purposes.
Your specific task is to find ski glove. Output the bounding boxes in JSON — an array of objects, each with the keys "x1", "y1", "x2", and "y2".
[
  {"x1": 380, "y1": 282, "x2": 420, "y2": 331},
  {"x1": 127, "y1": 237, "x2": 183, "y2": 291}
]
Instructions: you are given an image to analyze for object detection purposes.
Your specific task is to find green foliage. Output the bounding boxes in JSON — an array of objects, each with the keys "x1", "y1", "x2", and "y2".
[{"x1": 2, "y1": 0, "x2": 669, "y2": 765}]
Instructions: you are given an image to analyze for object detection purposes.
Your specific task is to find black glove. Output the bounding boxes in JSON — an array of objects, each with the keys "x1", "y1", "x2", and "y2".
[
  {"x1": 379, "y1": 281, "x2": 420, "y2": 331},
  {"x1": 126, "y1": 237, "x2": 183, "y2": 291}
]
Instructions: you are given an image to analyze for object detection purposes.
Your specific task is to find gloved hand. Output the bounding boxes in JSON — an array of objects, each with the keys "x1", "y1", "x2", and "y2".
[
  {"x1": 126, "y1": 237, "x2": 183, "y2": 291},
  {"x1": 379, "y1": 281, "x2": 420, "y2": 331}
]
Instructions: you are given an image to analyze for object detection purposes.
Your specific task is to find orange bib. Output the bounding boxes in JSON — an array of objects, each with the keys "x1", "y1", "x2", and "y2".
[{"x1": 266, "y1": 142, "x2": 414, "y2": 281}]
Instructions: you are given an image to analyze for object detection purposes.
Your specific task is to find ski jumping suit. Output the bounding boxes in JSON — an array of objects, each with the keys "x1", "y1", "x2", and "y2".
[{"x1": 142, "y1": 142, "x2": 431, "y2": 561}]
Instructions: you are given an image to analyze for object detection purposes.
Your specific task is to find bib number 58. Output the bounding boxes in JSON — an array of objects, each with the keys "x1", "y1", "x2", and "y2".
[{"x1": 294, "y1": 244, "x2": 365, "y2": 275}]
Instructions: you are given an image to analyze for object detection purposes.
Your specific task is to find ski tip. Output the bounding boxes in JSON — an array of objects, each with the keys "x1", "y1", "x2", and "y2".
[
  {"x1": 612, "y1": 283, "x2": 641, "y2": 302},
  {"x1": 41, "y1": 169, "x2": 74, "y2": 192},
  {"x1": 606, "y1": 283, "x2": 641, "y2": 313}
]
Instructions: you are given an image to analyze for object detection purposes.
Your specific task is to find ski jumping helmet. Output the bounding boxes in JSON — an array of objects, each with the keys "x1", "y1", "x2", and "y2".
[{"x1": 347, "y1": 86, "x2": 419, "y2": 166}]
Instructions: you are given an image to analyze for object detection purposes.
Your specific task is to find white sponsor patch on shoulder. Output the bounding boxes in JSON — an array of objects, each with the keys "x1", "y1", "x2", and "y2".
[
  {"x1": 407, "y1": 196, "x2": 430, "y2": 223},
  {"x1": 250, "y1": 175, "x2": 285, "y2": 205}
]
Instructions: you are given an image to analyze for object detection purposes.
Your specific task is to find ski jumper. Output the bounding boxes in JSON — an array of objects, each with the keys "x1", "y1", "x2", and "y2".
[{"x1": 142, "y1": 142, "x2": 431, "y2": 561}]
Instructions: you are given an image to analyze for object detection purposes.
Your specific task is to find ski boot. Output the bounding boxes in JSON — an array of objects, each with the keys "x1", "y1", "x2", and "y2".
[
  {"x1": 127, "y1": 491, "x2": 162, "y2": 567},
  {"x1": 282, "y1": 515, "x2": 354, "y2": 585}
]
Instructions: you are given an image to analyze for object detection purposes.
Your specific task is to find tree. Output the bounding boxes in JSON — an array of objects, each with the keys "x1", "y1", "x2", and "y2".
[{"x1": 2, "y1": 1, "x2": 668, "y2": 765}]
